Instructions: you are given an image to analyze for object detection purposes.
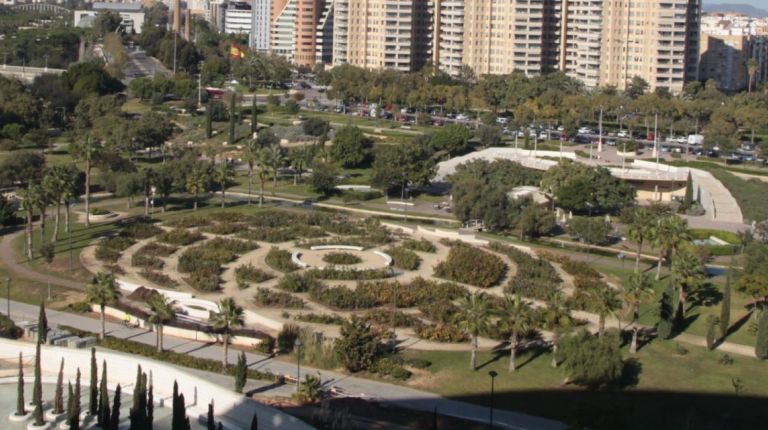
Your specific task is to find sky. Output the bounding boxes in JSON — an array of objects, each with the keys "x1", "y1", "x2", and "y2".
[{"x1": 704, "y1": 0, "x2": 767, "y2": 9}]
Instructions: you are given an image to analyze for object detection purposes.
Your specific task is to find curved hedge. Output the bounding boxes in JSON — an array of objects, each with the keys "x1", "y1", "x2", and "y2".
[
  {"x1": 265, "y1": 247, "x2": 300, "y2": 272},
  {"x1": 322, "y1": 252, "x2": 363, "y2": 265},
  {"x1": 434, "y1": 245, "x2": 507, "y2": 288}
]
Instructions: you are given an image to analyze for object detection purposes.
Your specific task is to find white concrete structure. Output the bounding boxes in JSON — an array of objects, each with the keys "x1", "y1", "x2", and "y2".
[
  {"x1": 0, "y1": 339, "x2": 313, "y2": 430},
  {"x1": 224, "y1": 2, "x2": 253, "y2": 35},
  {"x1": 74, "y1": 2, "x2": 146, "y2": 34}
]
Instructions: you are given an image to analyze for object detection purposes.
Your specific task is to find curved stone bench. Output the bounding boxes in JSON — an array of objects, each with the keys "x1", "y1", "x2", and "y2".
[
  {"x1": 373, "y1": 251, "x2": 393, "y2": 266},
  {"x1": 310, "y1": 245, "x2": 365, "y2": 252},
  {"x1": 291, "y1": 251, "x2": 311, "y2": 268}
]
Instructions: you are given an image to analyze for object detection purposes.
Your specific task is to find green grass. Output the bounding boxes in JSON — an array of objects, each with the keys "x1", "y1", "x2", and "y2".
[
  {"x1": 708, "y1": 169, "x2": 768, "y2": 223},
  {"x1": 404, "y1": 339, "x2": 768, "y2": 430}
]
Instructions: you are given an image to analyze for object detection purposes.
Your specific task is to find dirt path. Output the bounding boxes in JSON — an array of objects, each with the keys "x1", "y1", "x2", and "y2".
[{"x1": 0, "y1": 228, "x2": 84, "y2": 290}]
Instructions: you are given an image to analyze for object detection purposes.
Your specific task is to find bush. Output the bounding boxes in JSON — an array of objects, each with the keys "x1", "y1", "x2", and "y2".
[
  {"x1": 322, "y1": 252, "x2": 363, "y2": 265},
  {"x1": 361, "y1": 309, "x2": 418, "y2": 327},
  {"x1": 434, "y1": 245, "x2": 506, "y2": 288},
  {"x1": 404, "y1": 358, "x2": 432, "y2": 369},
  {"x1": 254, "y1": 288, "x2": 305, "y2": 308},
  {"x1": 235, "y1": 264, "x2": 274, "y2": 284},
  {"x1": 341, "y1": 190, "x2": 383, "y2": 202},
  {"x1": 386, "y1": 247, "x2": 421, "y2": 270},
  {"x1": 95, "y1": 236, "x2": 136, "y2": 262},
  {"x1": 276, "y1": 272, "x2": 324, "y2": 292},
  {"x1": 265, "y1": 247, "x2": 299, "y2": 272},
  {"x1": 131, "y1": 252, "x2": 164, "y2": 270},
  {"x1": 256, "y1": 336, "x2": 276, "y2": 354},
  {"x1": 200, "y1": 222, "x2": 247, "y2": 236},
  {"x1": 277, "y1": 324, "x2": 301, "y2": 353},
  {"x1": 204, "y1": 237, "x2": 259, "y2": 253},
  {"x1": 492, "y1": 243, "x2": 562, "y2": 300},
  {"x1": 295, "y1": 313, "x2": 347, "y2": 325},
  {"x1": 185, "y1": 271, "x2": 220, "y2": 292},
  {"x1": 413, "y1": 322, "x2": 468, "y2": 343},
  {"x1": 178, "y1": 247, "x2": 236, "y2": 273},
  {"x1": 120, "y1": 222, "x2": 163, "y2": 239},
  {"x1": 137, "y1": 242, "x2": 177, "y2": 257},
  {"x1": 401, "y1": 238, "x2": 436, "y2": 253},
  {"x1": 418, "y1": 299, "x2": 459, "y2": 324},
  {"x1": 139, "y1": 270, "x2": 179, "y2": 288},
  {"x1": 307, "y1": 267, "x2": 392, "y2": 281},
  {"x1": 335, "y1": 318, "x2": 381, "y2": 372},
  {"x1": 562, "y1": 329, "x2": 624, "y2": 389},
  {"x1": 0, "y1": 313, "x2": 22, "y2": 339},
  {"x1": 371, "y1": 357, "x2": 412, "y2": 380},
  {"x1": 157, "y1": 229, "x2": 204, "y2": 246},
  {"x1": 89, "y1": 207, "x2": 111, "y2": 215},
  {"x1": 67, "y1": 301, "x2": 93, "y2": 313},
  {"x1": 164, "y1": 216, "x2": 211, "y2": 228},
  {"x1": 309, "y1": 285, "x2": 378, "y2": 310},
  {"x1": 356, "y1": 278, "x2": 465, "y2": 308},
  {"x1": 568, "y1": 216, "x2": 613, "y2": 245}
]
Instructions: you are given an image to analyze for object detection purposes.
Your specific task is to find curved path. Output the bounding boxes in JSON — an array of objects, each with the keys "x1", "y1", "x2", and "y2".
[{"x1": 0, "y1": 228, "x2": 83, "y2": 290}]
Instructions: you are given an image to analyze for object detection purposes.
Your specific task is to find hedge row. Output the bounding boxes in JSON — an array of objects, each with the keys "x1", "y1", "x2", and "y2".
[
  {"x1": 418, "y1": 299, "x2": 459, "y2": 324},
  {"x1": 401, "y1": 238, "x2": 437, "y2": 253},
  {"x1": 322, "y1": 252, "x2": 363, "y2": 265},
  {"x1": 537, "y1": 250, "x2": 601, "y2": 280},
  {"x1": 137, "y1": 242, "x2": 178, "y2": 258},
  {"x1": 309, "y1": 284, "x2": 379, "y2": 310},
  {"x1": 306, "y1": 267, "x2": 393, "y2": 281},
  {"x1": 490, "y1": 243, "x2": 562, "y2": 300},
  {"x1": 139, "y1": 269, "x2": 179, "y2": 288},
  {"x1": 131, "y1": 253, "x2": 164, "y2": 270},
  {"x1": 236, "y1": 225, "x2": 328, "y2": 243},
  {"x1": 164, "y1": 216, "x2": 211, "y2": 228},
  {"x1": 434, "y1": 245, "x2": 507, "y2": 288},
  {"x1": 360, "y1": 309, "x2": 419, "y2": 328},
  {"x1": 385, "y1": 247, "x2": 421, "y2": 270},
  {"x1": 254, "y1": 288, "x2": 305, "y2": 308},
  {"x1": 235, "y1": 264, "x2": 274, "y2": 284},
  {"x1": 275, "y1": 272, "x2": 324, "y2": 293},
  {"x1": 294, "y1": 313, "x2": 347, "y2": 325},
  {"x1": 179, "y1": 238, "x2": 257, "y2": 292},
  {"x1": 95, "y1": 236, "x2": 136, "y2": 262},
  {"x1": 355, "y1": 278, "x2": 465, "y2": 308},
  {"x1": 120, "y1": 222, "x2": 163, "y2": 240},
  {"x1": 265, "y1": 247, "x2": 299, "y2": 272},
  {"x1": 157, "y1": 229, "x2": 205, "y2": 246},
  {"x1": 413, "y1": 322, "x2": 468, "y2": 343}
]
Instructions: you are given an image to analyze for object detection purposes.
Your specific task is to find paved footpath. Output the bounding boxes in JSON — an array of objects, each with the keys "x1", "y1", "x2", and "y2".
[{"x1": 0, "y1": 298, "x2": 565, "y2": 430}]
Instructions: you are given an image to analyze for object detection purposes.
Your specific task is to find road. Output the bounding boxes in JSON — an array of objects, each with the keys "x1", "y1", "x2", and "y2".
[{"x1": 0, "y1": 299, "x2": 565, "y2": 430}]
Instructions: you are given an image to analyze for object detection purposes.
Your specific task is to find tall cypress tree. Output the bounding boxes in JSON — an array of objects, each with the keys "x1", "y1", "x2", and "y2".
[
  {"x1": 71, "y1": 368, "x2": 82, "y2": 430},
  {"x1": 37, "y1": 300, "x2": 48, "y2": 344},
  {"x1": 721, "y1": 273, "x2": 732, "y2": 340},
  {"x1": 98, "y1": 360, "x2": 110, "y2": 427},
  {"x1": 32, "y1": 341, "x2": 44, "y2": 425},
  {"x1": 205, "y1": 100, "x2": 213, "y2": 139},
  {"x1": 53, "y1": 357, "x2": 65, "y2": 414},
  {"x1": 228, "y1": 92, "x2": 237, "y2": 144},
  {"x1": 129, "y1": 366, "x2": 144, "y2": 430},
  {"x1": 207, "y1": 402, "x2": 215, "y2": 430},
  {"x1": 683, "y1": 171, "x2": 694, "y2": 209},
  {"x1": 696, "y1": 186, "x2": 702, "y2": 204},
  {"x1": 147, "y1": 371, "x2": 154, "y2": 429},
  {"x1": 172, "y1": 381, "x2": 180, "y2": 430},
  {"x1": 109, "y1": 384, "x2": 121, "y2": 430},
  {"x1": 250, "y1": 412, "x2": 258, "y2": 430},
  {"x1": 89, "y1": 347, "x2": 98, "y2": 415},
  {"x1": 234, "y1": 351, "x2": 247, "y2": 393},
  {"x1": 756, "y1": 311, "x2": 768, "y2": 359},
  {"x1": 15, "y1": 352, "x2": 24, "y2": 416},
  {"x1": 706, "y1": 316, "x2": 719, "y2": 350},
  {"x1": 657, "y1": 282, "x2": 675, "y2": 340},
  {"x1": 66, "y1": 381, "x2": 74, "y2": 424},
  {"x1": 251, "y1": 95, "x2": 258, "y2": 135}
]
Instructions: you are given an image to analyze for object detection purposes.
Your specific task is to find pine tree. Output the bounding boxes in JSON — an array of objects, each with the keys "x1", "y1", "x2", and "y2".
[
  {"x1": 15, "y1": 352, "x2": 24, "y2": 416},
  {"x1": 37, "y1": 299, "x2": 48, "y2": 344},
  {"x1": 250, "y1": 412, "x2": 258, "y2": 430},
  {"x1": 683, "y1": 171, "x2": 693, "y2": 209},
  {"x1": 696, "y1": 186, "x2": 702, "y2": 204},
  {"x1": 234, "y1": 351, "x2": 247, "y2": 393},
  {"x1": 71, "y1": 368, "x2": 82, "y2": 430},
  {"x1": 721, "y1": 273, "x2": 732, "y2": 340},
  {"x1": 207, "y1": 402, "x2": 215, "y2": 430},
  {"x1": 109, "y1": 384, "x2": 121, "y2": 430},
  {"x1": 89, "y1": 347, "x2": 98, "y2": 415},
  {"x1": 54, "y1": 357, "x2": 65, "y2": 414},
  {"x1": 228, "y1": 92, "x2": 237, "y2": 144},
  {"x1": 98, "y1": 360, "x2": 110, "y2": 427},
  {"x1": 657, "y1": 282, "x2": 675, "y2": 340},
  {"x1": 66, "y1": 381, "x2": 73, "y2": 423},
  {"x1": 32, "y1": 341, "x2": 44, "y2": 425},
  {"x1": 756, "y1": 311, "x2": 768, "y2": 359},
  {"x1": 205, "y1": 100, "x2": 213, "y2": 139}
]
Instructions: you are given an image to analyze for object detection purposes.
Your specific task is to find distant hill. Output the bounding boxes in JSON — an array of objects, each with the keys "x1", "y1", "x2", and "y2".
[{"x1": 703, "y1": 3, "x2": 768, "y2": 17}]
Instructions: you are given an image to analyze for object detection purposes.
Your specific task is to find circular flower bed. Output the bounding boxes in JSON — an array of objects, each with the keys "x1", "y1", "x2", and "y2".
[{"x1": 322, "y1": 252, "x2": 362, "y2": 265}]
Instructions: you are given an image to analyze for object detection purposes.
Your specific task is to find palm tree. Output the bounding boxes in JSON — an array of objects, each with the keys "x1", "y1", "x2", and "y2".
[
  {"x1": 747, "y1": 58, "x2": 758, "y2": 93},
  {"x1": 627, "y1": 207, "x2": 655, "y2": 273},
  {"x1": 498, "y1": 295, "x2": 533, "y2": 372},
  {"x1": 590, "y1": 285, "x2": 623, "y2": 337},
  {"x1": 266, "y1": 144, "x2": 285, "y2": 193},
  {"x1": 453, "y1": 292, "x2": 491, "y2": 371},
  {"x1": 256, "y1": 148, "x2": 270, "y2": 207},
  {"x1": 208, "y1": 298, "x2": 245, "y2": 368},
  {"x1": 185, "y1": 165, "x2": 209, "y2": 211},
  {"x1": 214, "y1": 159, "x2": 235, "y2": 208},
  {"x1": 145, "y1": 294, "x2": 176, "y2": 353},
  {"x1": 651, "y1": 216, "x2": 689, "y2": 280},
  {"x1": 70, "y1": 135, "x2": 100, "y2": 228},
  {"x1": 544, "y1": 292, "x2": 572, "y2": 368},
  {"x1": 86, "y1": 272, "x2": 121, "y2": 340},
  {"x1": 290, "y1": 147, "x2": 310, "y2": 186},
  {"x1": 59, "y1": 165, "x2": 79, "y2": 235},
  {"x1": 19, "y1": 184, "x2": 38, "y2": 260},
  {"x1": 671, "y1": 249, "x2": 705, "y2": 319},
  {"x1": 623, "y1": 272, "x2": 655, "y2": 353},
  {"x1": 33, "y1": 180, "x2": 50, "y2": 246},
  {"x1": 242, "y1": 138, "x2": 260, "y2": 205},
  {"x1": 42, "y1": 167, "x2": 65, "y2": 242}
]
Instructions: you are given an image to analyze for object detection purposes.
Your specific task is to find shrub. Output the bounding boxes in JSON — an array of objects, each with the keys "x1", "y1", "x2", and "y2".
[
  {"x1": 237, "y1": 225, "x2": 328, "y2": 243},
  {"x1": 413, "y1": 322, "x2": 468, "y2": 342},
  {"x1": 306, "y1": 267, "x2": 392, "y2": 281},
  {"x1": 185, "y1": 271, "x2": 220, "y2": 292},
  {"x1": 309, "y1": 285, "x2": 378, "y2": 310},
  {"x1": 137, "y1": 242, "x2": 177, "y2": 258},
  {"x1": 371, "y1": 357, "x2": 411, "y2": 380},
  {"x1": 356, "y1": 278, "x2": 465, "y2": 308},
  {"x1": 276, "y1": 273, "x2": 324, "y2": 293},
  {"x1": 95, "y1": 236, "x2": 136, "y2": 262},
  {"x1": 401, "y1": 238, "x2": 436, "y2": 253},
  {"x1": 103, "y1": 264, "x2": 126, "y2": 275},
  {"x1": 204, "y1": 237, "x2": 258, "y2": 254},
  {"x1": 341, "y1": 190, "x2": 383, "y2": 202},
  {"x1": 120, "y1": 222, "x2": 163, "y2": 239},
  {"x1": 200, "y1": 222, "x2": 246, "y2": 236},
  {"x1": 139, "y1": 270, "x2": 178, "y2": 288},
  {"x1": 568, "y1": 216, "x2": 613, "y2": 245},
  {"x1": 254, "y1": 288, "x2": 305, "y2": 308},
  {"x1": 265, "y1": 247, "x2": 299, "y2": 272},
  {"x1": 562, "y1": 329, "x2": 623, "y2": 389},
  {"x1": 164, "y1": 216, "x2": 211, "y2": 228},
  {"x1": 89, "y1": 207, "x2": 111, "y2": 215},
  {"x1": 361, "y1": 309, "x2": 418, "y2": 327},
  {"x1": 295, "y1": 313, "x2": 347, "y2": 325},
  {"x1": 277, "y1": 324, "x2": 301, "y2": 353},
  {"x1": 385, "y1": 247, "x2": 421, "y2": 270},
  {"x1": 131, "y1": 252, "x2": 164, "y2": 270},
  {"x1": 434, "y1": 245, "x2": 506, "y2": 288},
  {"x1": 235, "y1": 264, "x2": 274, "y2": 284},
  {"x1": 256, "y1": 336, "x2": 276, "y2": 354},
  {"x1": 178, "y1": 247, "x2": 236, "y2": 273},
  {"x1": 157, "y1": 229, "x2": 204, "y2": 246},
  {"x1": 418, "y1": 299, "x2": 459, "y2": 324},
  {"x1": 404, "y1": 358, "x2": 432, "y2": 369},
  {"x1": 0, "y1": 313, "x2": 22, "y2": 339},
  {"x1": 492, "y1": 243, "x2": 562, "y2": 300},
  {"x1": 322, "y1": 252, "x2": 362, "y2": 265},
  {"x1": 335, "y1": 318, "x2": 381, "y2": 372}
]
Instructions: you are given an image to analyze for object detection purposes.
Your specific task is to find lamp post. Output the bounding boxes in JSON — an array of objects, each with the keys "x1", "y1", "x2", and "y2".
[
  {"x1": 295, "y1": 338, "x2": 303, "y2": 395},
  {"x1": 488, "y1": 370, "x2": 498, "y2": 428}
]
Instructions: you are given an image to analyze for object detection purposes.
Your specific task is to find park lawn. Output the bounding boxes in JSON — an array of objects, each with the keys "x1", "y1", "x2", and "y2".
[
  {"x1": 403, "y1": 339, "x2": 768, "y2": 430},
  {"x1": 121, "y1": 98, "x2": 152, "y2": 114},
  {"x1": 707, "y1": 169, "x2": 768, "y2": 223},
  {"x1": 0, "y1": 256, "x2": 84, "y2": 310}
]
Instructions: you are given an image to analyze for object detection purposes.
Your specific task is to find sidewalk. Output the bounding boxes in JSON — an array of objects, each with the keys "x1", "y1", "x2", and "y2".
[{"x1": 0, "y1": 298, "x2": 565, "y2": 430}]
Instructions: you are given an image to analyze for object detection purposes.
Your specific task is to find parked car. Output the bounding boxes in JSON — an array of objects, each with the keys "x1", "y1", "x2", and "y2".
[
  {"x1": 456, "y1": 113, "x2": 470, "y2": 121},
  {"x1": 578, "y1": 127, "x2": 593, "y2": 134}
]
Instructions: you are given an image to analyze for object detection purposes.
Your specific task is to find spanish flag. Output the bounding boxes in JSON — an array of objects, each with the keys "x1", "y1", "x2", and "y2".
[{"x1": 230, "y1": 44, "x2": 246, "y2": 59}]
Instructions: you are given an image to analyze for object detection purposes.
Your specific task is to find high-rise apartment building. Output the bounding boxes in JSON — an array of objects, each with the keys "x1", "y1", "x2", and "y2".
[
  {"x1": 699, "y1": 13, "x2": 768, "y2": 91},
  {"x1": 224, "y1": 2, "x2": 253, "y2": 34},
  {"x1": 333, "y1": 0, "x2": 432, "y2": 72},
  {"x1": 271, "y1": 0, "x2": 327, "y2": 67},
  {"x1": 435, "y1": 0, "x2": 464, "y2": 76},
  {"x1": 251, "y1": 0, "x2": 273, "y2": 51},
  {"x1": 560, "y1": 0, "x2": 602, "y2": 88}
]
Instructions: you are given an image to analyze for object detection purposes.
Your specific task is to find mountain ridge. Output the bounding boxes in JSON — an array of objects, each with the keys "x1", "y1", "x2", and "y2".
[{"x1": 703, "y1": 3, "x2": 768, "y2": 18}]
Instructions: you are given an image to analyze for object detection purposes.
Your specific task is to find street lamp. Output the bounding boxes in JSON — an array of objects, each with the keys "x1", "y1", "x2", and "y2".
[
  {"x1": 488, "y1": 370, "x2": 498, "y2": 428},
  {"x1": 295, "y1": 338, "x2": 303, "y2": 395}
]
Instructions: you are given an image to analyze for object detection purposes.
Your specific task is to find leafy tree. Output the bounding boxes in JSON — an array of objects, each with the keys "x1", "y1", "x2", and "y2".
[
  {"x1": 562, "y1": 329, "x2": 624, "y2": 389},
  {"x1": 0, "y1": 150, "x2": 45, "y2": 188},
  {"x1": 234, "y1": 351, "x2": 247, "y2": 393},
  {"x1": 331, "y1": 126, "x2": 369, "y2": 168},
  {"x1": 430, "y1": 124, "x2": 473, "y2": 156},
  {"x1": 476, "y1": 125, "x2": 503, "y2": 148},
  {"x1": 625, "y1": 76, "x2": 649, "y2": 99},
  {"x1": 454, "y1": 293, "x2": 492, "y2": 370},
  {"x1": 499, "y1": 295, "x2": 533, "y2": 372},
  {"x1": 91, "y1": 11, "x2": 122, "y2": 37},
  {"x1": 0, "y1": 193, "x2": 20, "y2": 227},
  {"x1": 370, "y1": 141, "x2": 435, "y2": 198},
  {"x1": 86, "y1": 272, "x2": 121, "y2": 339},
  {"x1": 569, "y1": 216, "x2": 613, "y2": 245},
  {"x1": 518, "y1": 204, "x2": 555, "y2": 239},
  {"x1": 335, "y1": 318, "x2": 380, "y2": 372},
  {"x1": 255, "y1": 127, "x2": 279, "y2": 148},
  {"x1": 208, "y1": 298, "x2": 245, "y2": 368},
  {"x1": 657, "y1": 282, "x2": 676, "y2": 340},
  {"x1": 146, "y1": 294, "x2": 176, "y2": 352},
  {"x1": 60, "y1": 61, "x2": 124, "y2": 97},
  {"x1": 544, "y1": 161, "x2": 635, "y2": 213},
  {"x1": 623, "y1": 273, "x2": 655, "y2": 353},
  {"x1": 311, "y1": 162, "x2": 339, "y2": 196},
  {"x1": 284, "y1": 99, "x2": 300, "y2": 115},
  {"x1": 302, "y1": 118, "x2": 330, "y2": 137}
]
